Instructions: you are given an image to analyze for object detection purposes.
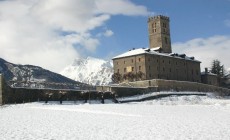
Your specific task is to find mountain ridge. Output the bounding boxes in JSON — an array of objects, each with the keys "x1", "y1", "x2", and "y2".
[
  {"x1": 0, "y1": 58, "x2": 83, "y2": 89},
  {"x1": 60, "y1": 57, "x2": 113, "y2": 85}
]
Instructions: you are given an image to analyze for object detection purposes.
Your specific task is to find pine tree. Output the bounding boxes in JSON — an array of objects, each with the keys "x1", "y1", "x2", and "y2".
[{"x1": 211, "y1": 59, "x2": 225, "y2": 77}]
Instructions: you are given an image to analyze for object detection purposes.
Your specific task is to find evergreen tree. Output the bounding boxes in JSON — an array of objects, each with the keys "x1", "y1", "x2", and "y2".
[{"x1": 211, "y1": 59, "x2": 225, "y2": 77}]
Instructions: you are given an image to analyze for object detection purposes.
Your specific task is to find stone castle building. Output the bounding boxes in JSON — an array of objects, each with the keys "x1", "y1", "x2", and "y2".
[{"x1": 112, "y1": 15, "x2": 201, "y2": 83}]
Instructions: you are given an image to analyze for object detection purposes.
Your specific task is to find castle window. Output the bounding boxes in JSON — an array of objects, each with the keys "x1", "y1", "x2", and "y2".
[
  {"x1": 139, "y1": 66, "x2": 141, "y2": 71},
  {"x1": 154, "y1": 29, "x2": 156, "y2": 32},
  {"x1": 139, "y1": 58, "x2": 141, "y2": 62},
  {"x1": 132, "y1": 67, "x2": 134, "y2": 72},
  {"x1": 124, "y1": 68, "x2": 127, "y2": 73}
]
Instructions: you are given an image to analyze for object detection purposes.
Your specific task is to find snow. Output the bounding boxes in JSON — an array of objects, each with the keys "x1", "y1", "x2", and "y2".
[
  {"x1": 60, "y1": 57, "x2": 113, "y2": 86},
  {"x1": 1, "y1": 94, "x2": 230, "y2": 140},
  {"x1": 112, "y1": 48, "x2": 200, "y2": 62}
]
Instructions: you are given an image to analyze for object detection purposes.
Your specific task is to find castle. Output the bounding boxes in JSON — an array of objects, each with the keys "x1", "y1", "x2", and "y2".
[{"x1": 112, "y1": 15, "x2": 201, "y2": 83}]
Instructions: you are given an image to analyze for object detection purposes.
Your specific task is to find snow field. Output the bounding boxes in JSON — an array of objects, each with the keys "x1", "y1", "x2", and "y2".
[{"x1": 0, "y1": 95, "x2": 230, "y2": 140}]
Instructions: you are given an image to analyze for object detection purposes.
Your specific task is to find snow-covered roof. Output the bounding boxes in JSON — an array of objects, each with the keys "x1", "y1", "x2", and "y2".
[
  {"x1": 112, "y1": 48, "x2": 201, "y2": 62},
  {"x1": 201, "y1": 72, "x2": 217, "y2": 76}
]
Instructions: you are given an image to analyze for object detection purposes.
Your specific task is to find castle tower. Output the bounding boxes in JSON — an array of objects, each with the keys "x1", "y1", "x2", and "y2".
[{"x1": 148, "y1": 15, "x2": 172, "y2": 53}]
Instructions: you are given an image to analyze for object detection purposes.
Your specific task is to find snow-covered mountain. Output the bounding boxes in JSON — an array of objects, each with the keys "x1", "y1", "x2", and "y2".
[
  {"x1": 0, "y1": 58, "x2": 83, "y2": 89},
  {"x1": 60, "y1": 57, "x2": 113, "y2": 85}
]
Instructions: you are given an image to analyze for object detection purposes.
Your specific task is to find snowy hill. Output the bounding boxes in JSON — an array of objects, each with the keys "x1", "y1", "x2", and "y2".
[
  {"x1": 0, "y1": 58, "x2": 82, "y2": 89},
  {"x1": 60, "y1": 57, "x2": 113, "y2": 85}
]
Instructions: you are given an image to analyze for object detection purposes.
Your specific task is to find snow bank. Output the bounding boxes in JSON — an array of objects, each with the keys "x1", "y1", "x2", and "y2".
[{"x1": 0, "y1": 95, "x2": 230, "y2": 140}]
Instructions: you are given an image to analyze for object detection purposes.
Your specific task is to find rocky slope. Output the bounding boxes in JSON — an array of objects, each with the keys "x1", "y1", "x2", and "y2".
[{"x1": 0, "y1": 58, "x2": 83, "y2": 89}]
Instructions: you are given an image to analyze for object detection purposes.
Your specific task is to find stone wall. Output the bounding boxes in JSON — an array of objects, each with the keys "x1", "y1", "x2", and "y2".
[
  {"x1": 128, "y1": 79, "x2": 230, "y2": 96},
  {"x1": 97, "y1": 79, "x2": 230, "y2": 97}
]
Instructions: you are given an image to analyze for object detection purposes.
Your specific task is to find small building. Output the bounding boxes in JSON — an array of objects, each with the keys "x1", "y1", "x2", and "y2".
[
  {"x1": 201, "y1": 68, "x2": 219, "y2": 86},
  {"x1": 112, "y1": 15, "x2": 201, "y2": 83}
]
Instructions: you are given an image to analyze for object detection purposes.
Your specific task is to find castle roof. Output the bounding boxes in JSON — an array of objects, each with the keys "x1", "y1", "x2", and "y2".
[{"x1": 112, "y1": 48, "x2": 201, "y2": 63}]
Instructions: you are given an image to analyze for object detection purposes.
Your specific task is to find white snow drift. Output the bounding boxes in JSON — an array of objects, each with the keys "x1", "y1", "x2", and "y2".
[{"x1": 0, "y1": 95, "x2": 230, "y2": 140}]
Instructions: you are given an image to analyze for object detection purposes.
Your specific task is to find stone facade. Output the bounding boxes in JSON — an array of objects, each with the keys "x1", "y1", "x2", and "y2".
[
  {"x1": 201, "y1": 73, "x2": 219, "y2": 86},
  {"x1": 113, "y1": 52, "x2": 201, "y2": 83},
  {"x1": 148, "y1": 15, "x2": 172, "y2": 53}
]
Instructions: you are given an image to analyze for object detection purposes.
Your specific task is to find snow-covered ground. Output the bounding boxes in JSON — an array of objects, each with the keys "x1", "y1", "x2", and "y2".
[{"x1": 0, "y1": 95, "x2": 230, "y2": 140}]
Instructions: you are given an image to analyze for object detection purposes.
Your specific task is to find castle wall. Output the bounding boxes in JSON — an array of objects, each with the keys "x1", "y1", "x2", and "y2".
[
  {"x1": 113, "y1": 54, "x2": 147, "y2": 81},
  {"x1": 113, "y1": 53, "x2": 201, "y2": 83},
  {"x1": 97, "y1": 79, "x2": 230, "y2": 98}
]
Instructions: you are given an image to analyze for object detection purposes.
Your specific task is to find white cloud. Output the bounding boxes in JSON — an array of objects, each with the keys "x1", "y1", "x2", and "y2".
[
  {"x1": 103, "y1": 30, "x2": 114, "y2": 37},
  {"x1": 0, "y1": 0, "x2": 150, "y2": 72},
  {"x1": 97, "y1": 29, "x2": 114, "y2": 37},
  {"x1": 173, "y1": 35, "x2": 230, "y2": 72},
  {"x1": 95, "y1": 0, "x2": 150, "y2": 16}
]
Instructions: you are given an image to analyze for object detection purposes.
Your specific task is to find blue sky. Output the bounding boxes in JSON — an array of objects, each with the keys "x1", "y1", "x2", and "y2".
[
  {"x1": 0, "y1": 0, "x2": 230, "y2": 72},
  {"x1": 94, "y1": 0, "x2": 230, "y2": 71}
]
